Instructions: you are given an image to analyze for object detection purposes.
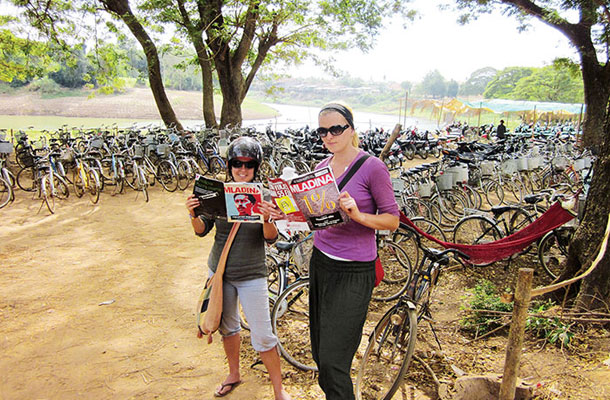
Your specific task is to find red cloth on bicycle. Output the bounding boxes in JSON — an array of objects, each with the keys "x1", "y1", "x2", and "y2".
[{"x1": 400, "y1": 202, "x2": 575, "y2": 265}]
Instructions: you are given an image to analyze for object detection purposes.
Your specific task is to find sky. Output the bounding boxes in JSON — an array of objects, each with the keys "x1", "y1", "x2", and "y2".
[{"x1": 289, "y1": 0, "x2": 578, "y2": 83}]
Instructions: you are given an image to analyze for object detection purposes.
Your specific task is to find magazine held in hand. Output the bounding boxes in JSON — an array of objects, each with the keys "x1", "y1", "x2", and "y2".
[
  {"x1": 192, "y1": 175, "x2": 264, "y2": 223},
  {"x1": 268, "y1": 166, "x2": 347, "y2": 231}
]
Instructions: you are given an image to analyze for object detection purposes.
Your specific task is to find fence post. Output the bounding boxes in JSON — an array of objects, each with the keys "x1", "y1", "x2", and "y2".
[{"x1": 499, "y1": 268, "x2": 533, "y2": 400}]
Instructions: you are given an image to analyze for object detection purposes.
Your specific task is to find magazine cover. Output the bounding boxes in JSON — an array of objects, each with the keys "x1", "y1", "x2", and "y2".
[
  {"x1": 268, "y1": 178, "x2": 310, "y2": 232},
  {"x1": 286, "y1": 166, "x2": 347, "y2": 230},
  {"x1": 192, "y1": 175, "x2": 226, "y2": 219},
  {"x1": 224, "y1": 182, "x2": 264, "y2": 223}
]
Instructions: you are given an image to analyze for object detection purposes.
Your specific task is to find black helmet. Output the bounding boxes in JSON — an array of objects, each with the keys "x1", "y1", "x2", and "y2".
[{"x1": 227, "y1": 136, "x2": 263, "y2": 179}]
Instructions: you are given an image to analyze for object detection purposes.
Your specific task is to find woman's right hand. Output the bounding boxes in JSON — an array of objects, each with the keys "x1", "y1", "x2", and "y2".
[{"x1": 186, "y1": 194, "x2": 200, "y2": 216}]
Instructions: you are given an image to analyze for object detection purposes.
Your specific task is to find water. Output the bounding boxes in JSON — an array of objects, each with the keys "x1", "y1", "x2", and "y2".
[
  {"x1": 244, "y1": 103, "x2": 437, "y2": 132},
  {"x1": 0, "y1": 103, "x2": 437, "y2": 133}
]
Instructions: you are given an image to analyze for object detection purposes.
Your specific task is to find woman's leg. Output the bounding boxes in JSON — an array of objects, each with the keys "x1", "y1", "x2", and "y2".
[
  {"x1": 216, "y1": 279, "x2": 242, "y2": 395},
  {"x1": 309, "y1": 249, "x2": 375, "y2": 400},
  {"x1": 260, "y1": 347, "x2": 291, "y2": 400},
  {"x1": 236, "y1": 277, "x2": 290, "y2": 399}
]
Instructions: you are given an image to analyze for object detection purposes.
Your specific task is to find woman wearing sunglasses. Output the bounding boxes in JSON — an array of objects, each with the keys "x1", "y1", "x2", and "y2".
[
  {"x1": 186, "y1": 137, "x2": 290, "y2": 399},
  {"x1": 310, "y1": 103, "x2": 400, "y2": 399}
]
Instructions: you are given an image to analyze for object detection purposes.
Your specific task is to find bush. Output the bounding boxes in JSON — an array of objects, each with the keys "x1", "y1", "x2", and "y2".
[
  {"x1": 460, "y1": 280, "x2": 513, "y2": 335},
  {"x1": 27, "y1": 77, "x2": 63, "y2": 94}
]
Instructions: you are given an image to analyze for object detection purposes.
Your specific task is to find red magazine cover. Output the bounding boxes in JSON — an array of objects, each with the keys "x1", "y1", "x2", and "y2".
[{"x1": 268, "y1": 166, "x2": 347, "y2": 230}]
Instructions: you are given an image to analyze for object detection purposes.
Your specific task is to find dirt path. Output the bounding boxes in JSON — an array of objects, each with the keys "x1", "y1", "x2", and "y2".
[
  {"x1": 0, "y1": 187, "x2": 296, "y2": 399},
  {"x1": 1, "y1": 160, "x2": 609, "y2": 399}
]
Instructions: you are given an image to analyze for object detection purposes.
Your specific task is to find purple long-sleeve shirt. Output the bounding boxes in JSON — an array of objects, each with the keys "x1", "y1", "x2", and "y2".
[{"x1": 313, "y1": 151, "x2": 400, "y2": 262}]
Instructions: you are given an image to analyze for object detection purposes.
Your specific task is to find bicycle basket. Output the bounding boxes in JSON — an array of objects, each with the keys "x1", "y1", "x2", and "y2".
[
  {"x1": 292, "y1": 235, "x2": 313, "y2": 275},
  {"x1": 18, "y1": 151, "x2": 34, "y2": 167},
  {"x1": 527, "y1": 157, "x2": 541, "y2": 170},
  {"x1": 501, "y1": 159, "x2": 517, "y2": 176},
  {"x1": 553, "y1": 156, "x2": 568, "y2": 171},
  {"x1": 517, "y1": 158, "x2": 529, "y2": 171},
  {"x1": 0, "y1": 142, "x2": 13, "y2": 154},
  {"x1": 134, "y1": 145, "x2": 144, "y2": 157},
  {"x1": 59, "y1": 148, "x2": 74, "y2": 163},
  {"x1": 91, "y1": 138, "x2": 103, "y2": 149},
  {"x1": 418, "y1": 182, "x2": 433, "y2": 197},
  {"x1": 156, "y1": 143, "x2": 170, "y2": 156},
  {"x1": 437, "y1": 173, "x2": 453, "y2": 191},
  {"x1": 480, "y1": 161, "x2": 494, "y2": 176}
]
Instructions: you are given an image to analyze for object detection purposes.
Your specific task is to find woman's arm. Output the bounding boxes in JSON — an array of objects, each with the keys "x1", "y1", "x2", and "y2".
[
  {"x1": 186, "y1": 194, "x2": 211, "y2": 235},
  {"x1": 338, "y1": 192, "x2": 399, "y2": 231},
  {"x1": 259, "y1": 200, "x2": 284, "y2": 241}
]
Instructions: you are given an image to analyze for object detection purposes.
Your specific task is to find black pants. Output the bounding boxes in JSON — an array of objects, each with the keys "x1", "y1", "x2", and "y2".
[{"x1": 309, "y1": 247, "x2": 375, "y2": 400}]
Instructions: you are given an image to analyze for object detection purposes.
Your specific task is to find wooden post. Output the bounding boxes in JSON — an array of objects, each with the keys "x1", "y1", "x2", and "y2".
[
  {"x1": 379, "y1": 123, "x2": 402, "y2": 162},
  {"x1": 404, "y1": 91, "x2": 409, "y2": 126},
  {"x1": 499, "y1": 268, "x2": 533, "y2": 400},
  {"x1": 398, "y1": 98, "x2": 403, "y2": 126}
]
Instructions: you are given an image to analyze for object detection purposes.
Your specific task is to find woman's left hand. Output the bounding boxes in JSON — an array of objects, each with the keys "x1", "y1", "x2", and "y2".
[
  {"x1": 258, "y1": 200, "x2": 284, "y2": 222},
  {"x1": 339, "y1": 191, "x2": 363, "y2": 223}
]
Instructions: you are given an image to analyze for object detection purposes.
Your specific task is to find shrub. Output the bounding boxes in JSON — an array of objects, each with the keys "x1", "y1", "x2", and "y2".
[
  {"x1": 460, "y1": 280, "x2": 513, "y2": 335},
  {"x1": 27, "y1": 77, "x2": 63, "y2": 94}
]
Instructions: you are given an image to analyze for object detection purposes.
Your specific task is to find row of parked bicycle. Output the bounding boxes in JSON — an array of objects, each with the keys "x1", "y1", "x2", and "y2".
[{"x1": 261, "y1": 131, "x2": 592, "y2": 400}]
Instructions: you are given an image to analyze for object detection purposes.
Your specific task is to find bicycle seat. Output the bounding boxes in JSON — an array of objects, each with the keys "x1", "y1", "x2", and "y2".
[
  {"x1": 275, "y1": 241, "x2": 297, "y2": 253},
  {"x1": 490, "y1": 205, "x2": 518, "y2": 216},
  {"x1": 524, "y1": 194, "x2": 545, "y2": 205}
]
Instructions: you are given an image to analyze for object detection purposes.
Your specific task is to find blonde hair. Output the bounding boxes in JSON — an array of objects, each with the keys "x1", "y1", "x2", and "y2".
[{"x1": 320, "y1": 101, "x2": 359, "y2": 148}]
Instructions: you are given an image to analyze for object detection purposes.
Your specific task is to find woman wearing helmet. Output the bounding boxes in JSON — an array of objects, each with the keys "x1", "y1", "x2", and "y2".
[
  {"x1": 186, "y1": 136, "x2": 290, "y2": 399},
  {"x1": 309, "y1": 103, "x2": 400, "y2": 399}
]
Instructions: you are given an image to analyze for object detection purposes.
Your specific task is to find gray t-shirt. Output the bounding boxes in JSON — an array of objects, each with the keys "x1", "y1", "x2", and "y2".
[{"x1": 198, "y1": 217, "x2": 267, "y2": 282}]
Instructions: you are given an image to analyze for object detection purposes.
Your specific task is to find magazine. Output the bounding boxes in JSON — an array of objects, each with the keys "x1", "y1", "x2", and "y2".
[
  {"x1": 192, "y1": 176, "x2": 264, "y2": 223},
  {"x1": 268, "y1": 166, "x2": 347, "y2": 231},
  {"x1": 224, "y1": 182, "x2": 264, "y2": 223},
  {"x1": 192, "y1": 175, "x2": 226, "y2": 219}
]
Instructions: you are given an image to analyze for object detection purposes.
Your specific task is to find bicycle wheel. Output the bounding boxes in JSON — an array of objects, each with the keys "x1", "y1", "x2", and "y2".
[
  {"x1": 538, "y1": 229, "x2": 574, "y2": 280},
  {"x1": 271, "y1": 279, "x2": 317, "y2": 371},
  {"x1": 402, "y1": 197, "x2": 432, "y2": 220},
  {"x1": 410, "y1": 217, "x2": 446, "y2": 251},
  {"x1": 52, "y1": 173, "x2": 70, "y2": 200},
  {"x1": 87, "y1": 170, "x2": 100, "y2": 204},
  {"x1": 73, "y1": 169, "x2": 85, "y2": 198},
  {"x1": 452, "y1": 215, "x2": 502, "y2": 266},
  {"x1": 393, "y1": 224, "x2": 420, "y2": 268},
  {"x1": 355, "y1": 304, "x2": 417, "y2": 400},
  {"x1": 16, "y1": 167, "x2": 36, "y2": 192},
  {"x1": 404, "y1": 144, "x2": 415, "y2": 160},
  {"x1": 503, "y1": 178, "x2": 523, "y2": 205},
  {"x1": 372, "y1": 242, "x2": 412, "y2": 302},
  {"x1": 278, "y1": 158, "x2": 295, "y2": 174},
  {"x1": 176, "y1": 160, "x2": 191, "y2": 191},
  {"x1": 293, "y1": 160, "x2": 310, "y2": 175},
  {"x1": 156, "y1": 160, "x2": 179, "y2": 192},
  {"x1": 138, "y1": 167, "x2": 149, "y2": 202},
  {"x1": 258, "y1": 160, "x2": 275, "y2": 185},
  {"x1": 41, "y1": 175, "x2": 55, "y2": 214},
  {"x1": 207, "y1": 156, "x2": 225, "y2": 181},
  {"x1": 483, "y1": 178, "x2": 504, "y2": 208},
  {"x1": 266, "y1": 253, "x2": 284, "y2": 300},
  {"x1": 0, "y1": 176, "x2": 11, "y2": 209}
]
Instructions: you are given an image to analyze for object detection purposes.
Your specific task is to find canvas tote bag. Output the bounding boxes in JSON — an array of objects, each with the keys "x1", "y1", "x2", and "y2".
[{"x1": 197, "y1": 222, "x2": 241, "y2": 343}]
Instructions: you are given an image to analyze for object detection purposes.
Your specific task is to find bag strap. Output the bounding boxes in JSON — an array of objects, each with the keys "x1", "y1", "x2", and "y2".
[
  {"x1": 214, "y1": 222, "x2": 241, "y2": 277},
  {"x1": 338, "y1": 154, "x2": 371, "y2": 191}
]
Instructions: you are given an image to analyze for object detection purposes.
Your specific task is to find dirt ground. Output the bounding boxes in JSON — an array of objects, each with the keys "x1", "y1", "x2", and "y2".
[{"x1": 1, "y1": 158, "x2": 610, "y2": 400}]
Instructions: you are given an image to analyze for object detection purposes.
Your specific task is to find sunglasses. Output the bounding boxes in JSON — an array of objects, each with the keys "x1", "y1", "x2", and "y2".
[
  {"x1": 231, "y1": 160, "x2": 257, "y2": 169},
  {"x1": 316, "y1": 124, "x2": 350, "y2": 138}
]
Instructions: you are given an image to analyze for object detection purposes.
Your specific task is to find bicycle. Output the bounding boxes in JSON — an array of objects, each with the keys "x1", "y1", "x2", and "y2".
[
  {"x1": 355, "y1": 226, "x2": 469, "y2": 400},
  {"x1": 73, "y1": 153, "x2": 101, "y2": 204},
  {"x1": 452, "y1": 204, "x2": 534, "y2": 266}
]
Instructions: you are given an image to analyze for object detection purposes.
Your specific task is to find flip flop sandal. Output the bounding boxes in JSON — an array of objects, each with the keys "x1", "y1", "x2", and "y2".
[{"x1": 214, "y1": 380, "x2": 242, "y2": 397}]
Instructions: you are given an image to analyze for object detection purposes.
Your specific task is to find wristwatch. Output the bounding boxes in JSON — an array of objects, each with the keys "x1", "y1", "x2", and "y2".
[{"x1": 189, "y1": 213, "x2": 197, "y2": 220}]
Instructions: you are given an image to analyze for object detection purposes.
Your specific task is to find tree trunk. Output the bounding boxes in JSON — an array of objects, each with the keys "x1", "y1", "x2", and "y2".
[
  {"x1": 193, "y1": 38, "x2": 217, "y2": 128},
  {"x1": 561, "y1": 104, "x2": 610, "y2": 311},
  {"x1": 101, "y1": 0, "x2": 183, "y2": 131},
  {"x1": 215, "y1": 54, "x2": 244, "y2": 128}
]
